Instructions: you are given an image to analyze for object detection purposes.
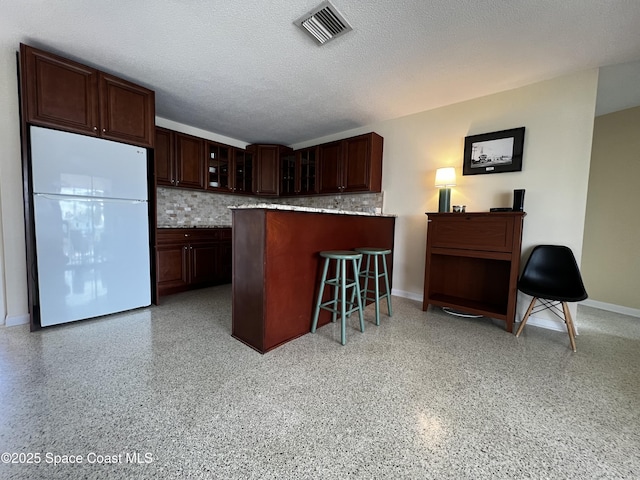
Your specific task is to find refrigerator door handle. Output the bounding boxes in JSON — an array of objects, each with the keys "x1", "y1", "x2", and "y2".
[{"x1": 34, "y1": 193, "x2": 147, "y2": 204}]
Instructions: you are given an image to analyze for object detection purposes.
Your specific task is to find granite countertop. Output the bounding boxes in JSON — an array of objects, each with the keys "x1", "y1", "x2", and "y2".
[{"x1": 228, "y1": 203, "x2": 396, "y2": 217}]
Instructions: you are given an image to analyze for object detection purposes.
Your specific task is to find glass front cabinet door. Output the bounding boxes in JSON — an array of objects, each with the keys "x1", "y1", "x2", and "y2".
[{"x1": 208, "y1": 142, "x2": 231, "y2": 192}]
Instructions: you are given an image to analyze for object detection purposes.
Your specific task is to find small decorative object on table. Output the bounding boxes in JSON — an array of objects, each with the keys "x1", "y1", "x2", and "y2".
[
  {"x1": 512, "y1": 189, "x2": 525, "y2": 212},
  {"x1": 452, "y1": 205, "x2": 466, "y2": 213}
]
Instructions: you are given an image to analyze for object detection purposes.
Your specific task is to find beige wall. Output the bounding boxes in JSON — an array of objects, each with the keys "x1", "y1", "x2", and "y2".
[
  {"x1": 0, "y1": 34, "x2": 29, "y2": 326},
  {"x1": 0, "y1": 29, "x2": 599, "y2": 328},
  {"x1": 294, "y1": 70, "x2": 599, "y2": 327},
  {"x1": 582, "y1": 107, "x2": 640, "y2": 309}
]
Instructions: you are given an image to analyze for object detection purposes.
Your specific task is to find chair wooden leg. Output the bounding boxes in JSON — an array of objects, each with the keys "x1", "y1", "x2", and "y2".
[
  {"x1": 563, "y1": 302, "x2": 578, "y2": 338},
  {"x1": 515, "y1": 297, "x2": 537, "y2": 337},
  {"x1": 562, "y1": 301, "x2": 577, "y2": 352}
]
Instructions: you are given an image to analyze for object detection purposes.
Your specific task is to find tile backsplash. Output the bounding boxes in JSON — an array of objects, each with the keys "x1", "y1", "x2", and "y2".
[{"x1": 156, "y1": 187, "x2": 384, "y2": 227}]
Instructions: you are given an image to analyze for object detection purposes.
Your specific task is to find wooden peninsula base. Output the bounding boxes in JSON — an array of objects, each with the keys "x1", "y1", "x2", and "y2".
[{"x1": 231, "y1": 206, "x2": 396, "y2": 353}]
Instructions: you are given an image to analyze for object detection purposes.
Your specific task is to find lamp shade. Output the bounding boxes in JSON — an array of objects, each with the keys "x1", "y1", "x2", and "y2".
[{"x1": 435, "y1": 167, "x2": 456, "y2": 187}]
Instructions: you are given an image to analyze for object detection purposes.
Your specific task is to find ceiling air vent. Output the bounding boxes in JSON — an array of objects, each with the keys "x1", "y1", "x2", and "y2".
[{"x1": 294, "y1": 1, "x2": 353, "y2": 45}]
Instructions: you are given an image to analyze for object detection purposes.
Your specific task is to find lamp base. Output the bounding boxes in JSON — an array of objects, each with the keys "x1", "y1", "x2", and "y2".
[{"x1": 438, "y1": 188, "x2": 451, "y2": 213}]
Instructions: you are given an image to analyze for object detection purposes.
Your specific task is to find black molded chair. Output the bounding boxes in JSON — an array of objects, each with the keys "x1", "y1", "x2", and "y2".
[{"x1": 515, "y1": 245, "x2": 588, "y2": 352}]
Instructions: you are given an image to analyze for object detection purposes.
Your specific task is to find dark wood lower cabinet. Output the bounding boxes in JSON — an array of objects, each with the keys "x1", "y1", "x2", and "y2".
[
  {"x1": 156, "y1": 228, "x2": 231, "y2": 298},
  {"x1": 156, "y1": 243, "x2": 189, "y2": 293}
]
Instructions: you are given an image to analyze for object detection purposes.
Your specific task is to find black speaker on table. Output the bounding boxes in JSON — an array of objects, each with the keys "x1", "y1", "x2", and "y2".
[{"x1": 513, "y1": 189, "x2": 525, "y2": 212}]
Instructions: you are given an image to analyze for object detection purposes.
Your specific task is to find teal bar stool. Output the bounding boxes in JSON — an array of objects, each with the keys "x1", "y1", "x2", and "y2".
[
  {"x1": 311, "y1": 251, "x2": 365, "y2": 345},
  {"x1": 354, "y1": 247, "x2": 393, "y2": 326}
]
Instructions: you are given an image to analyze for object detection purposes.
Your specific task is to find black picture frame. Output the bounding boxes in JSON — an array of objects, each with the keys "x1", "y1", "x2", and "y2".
[{"x1": 462, "y1": 127, "x2": 525, "y2": 176}]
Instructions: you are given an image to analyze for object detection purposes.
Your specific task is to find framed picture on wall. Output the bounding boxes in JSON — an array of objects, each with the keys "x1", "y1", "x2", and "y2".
[{"x1": 462, "y1": 127, "x2": 525, "y2": 175}]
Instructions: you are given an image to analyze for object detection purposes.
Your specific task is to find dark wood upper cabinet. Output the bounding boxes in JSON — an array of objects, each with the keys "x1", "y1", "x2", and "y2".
[
  {"x1": 155, "y1": 127, "x2": 174, "y2": 186},
  {"x1": 99, "y1": 73, "x2": 155, "y2": 147},
  {"x1": 20, "y1": 44, "x2": 99, "y2": 135},
  {"x1": 20, "y1": 44, "x2": 155, "y2": 148},
  {"x1": 232, "y1": 148, "x2": 253, "y2": 194},
  {"x1": 207, "y1": 142, "x2": 232, "y2": 192},
  {"x1": 255, "y1": 145, "x2": 279, "y2": 196},
  {"x1": 155, "y1": 128, "x2": 205, "y2": 189},
  {"x1": 248, "y1": 144, "x2": 292, "y2": 197},
  {"x1": 318, "y1": 133, "x2": 383, "y2": 194},
  {"x1": 343, "y1": 135, "x2": 372, "y2": 192},
  {"x1": 318, "y1": 141, "x2": 344, "y2": 194},
  {"x1": 207, "y1": 144, "x2": 253, "y2": 194},
  {"x1": 174, "y1": 132, "x2": 205, "y2": 189},
  {"x1": 157, "y1": 128, "x2": 382, "y2": 197},
  {"x1": 298, "y1": 147, "x2": 319, "y2": 195},
  {"x1": 280, "y1": 152, "x2": 297, "y2": 196},
  {"x1": 280, "y1": 147, "x2": 318, "y2": 196}
]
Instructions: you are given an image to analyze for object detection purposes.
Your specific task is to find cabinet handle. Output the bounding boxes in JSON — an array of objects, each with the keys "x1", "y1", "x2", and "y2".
[
  {"x1": 184, "y1": 234, "x2": 190, "y2": 237},
  {"x1": 176, "y1": 180, "x2": 179, "y2": 185},
  {"x1": 183, "y1": 246, "x2": 187, "y2": 250},
  {"x1": 102, "y1": 128, "x2": 106, "y2": 133},
  {"x1": 93, "y1": 126, "x2": 98, "y2": 132}
]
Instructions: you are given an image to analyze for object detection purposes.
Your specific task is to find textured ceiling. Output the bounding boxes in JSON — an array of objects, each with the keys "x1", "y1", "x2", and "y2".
[{"x1": 3, "y1": 0, "x2": 640, "y2": 145}]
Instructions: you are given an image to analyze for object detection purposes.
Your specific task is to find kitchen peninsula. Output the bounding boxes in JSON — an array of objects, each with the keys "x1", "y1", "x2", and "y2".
[{"x1": 231, "y1": 204, "x2": 396, "y2": 353}]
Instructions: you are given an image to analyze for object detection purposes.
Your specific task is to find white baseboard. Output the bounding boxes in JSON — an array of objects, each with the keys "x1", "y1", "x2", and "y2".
[
  {"x1": 391, "y1": 289, "x2": 423, "y2": 302},
  {"x1": 518, "y1": 315, "x2": 569, "y2": 333},
  {"x1": 392, "y1": 289, "x2": 575, "y2": 333},
  {"x1": 5, "y1": 313, "x2": 30, "y2": 327},
  {"x1": 580, "y1": 299, "x2": 640, "y2": 318}
]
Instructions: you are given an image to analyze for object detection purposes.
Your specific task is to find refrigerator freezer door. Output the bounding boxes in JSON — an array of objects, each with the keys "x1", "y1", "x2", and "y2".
[
  {"x1": 30, "y1": 126, "x2": 148, "y2": 200},
  {"x1": 34, "y1": 195, "x2": 151, "y2": 326}
]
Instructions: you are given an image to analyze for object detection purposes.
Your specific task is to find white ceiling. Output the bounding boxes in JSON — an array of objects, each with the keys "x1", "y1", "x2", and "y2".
[{"x1": 4, "y1": 0, "x2": 640, "y2": 145}]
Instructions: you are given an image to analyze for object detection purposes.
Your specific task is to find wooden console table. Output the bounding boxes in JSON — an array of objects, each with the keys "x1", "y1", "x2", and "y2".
[{"x1": 422, "y1": 212, "x2": 526, "y2": 332}]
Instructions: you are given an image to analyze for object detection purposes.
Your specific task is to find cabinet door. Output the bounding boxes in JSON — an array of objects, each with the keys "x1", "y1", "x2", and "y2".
[
  {"x1": 343, "y1": 135, "x2": 371, "y2": 192},
  {"x1": 280, "y1": 153, "x2": 296, "y2": 196},
  {"x1": 156, "y1": 244, "x2": 189, "y2": 292},
  {"x1": 299, "y1": 147, "x2": 318, "y2": 195},
  {"x1": 218, "y1": 240, "x2": 232, "y2": 283},
  {"x1": 20, "y1": 44, "x2": 99, "y2": 135},
  {"x1": 255, "y1": 146, "x2": 280, "y2": 196},
  {"x1": 155, "y1": 128, "x2": 174, "y2": 186},
  {"x1": 99, "y1": 73, "x2": 155, "y2": 147},
  {"x1": 175, "y1": 133, "x2": 205, "y2": 189},
  {"x1": 318, "y1": 141, "x2": 343, "y2": 194},
  {"x1": 190, "y1": 243, "x2": 219, "y2": 285},
  {"x1": 208, "y1": 143, "x2": 232, "y2": 192},
  {"x1": 233, "y1": 149, "x2": 253, "y2": 194}
]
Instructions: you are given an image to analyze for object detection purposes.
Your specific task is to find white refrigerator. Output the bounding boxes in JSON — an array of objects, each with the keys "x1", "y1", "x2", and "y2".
[{"x1": 30, "y1": 126, "x2": 151, "y2": 327}]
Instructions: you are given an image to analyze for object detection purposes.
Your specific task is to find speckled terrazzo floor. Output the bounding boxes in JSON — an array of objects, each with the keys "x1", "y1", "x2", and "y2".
[{"x1": 0, "y1": 286, "x2": 639, "y2": 479}]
